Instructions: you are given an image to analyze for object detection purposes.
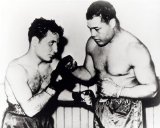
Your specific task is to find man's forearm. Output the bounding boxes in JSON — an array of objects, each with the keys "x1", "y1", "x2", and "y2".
[
  {"x1": 120, "y1": 83, "x2": 158, "y2": 98},
  {"x1": 72, "y1": 66, "x2": 92, "y2": 81},
  {"x1": 22, "y1": 88, "x2": 55, "y2": 117}
]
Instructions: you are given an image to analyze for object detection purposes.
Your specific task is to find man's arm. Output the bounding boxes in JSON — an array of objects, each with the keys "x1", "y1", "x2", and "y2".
[
  {"x1": 6, "y1": 63, "x2": 55, "y2": 117},
  {"x1": 72, "y1": 38, "x2": 96, "y2": 82},
  {"x1": 121, "y1": 42, "x2": 159, "y2": 98},
  {"x1": 100, "y1": 42, "x2": 158, "y2": 99},
  {"x1": 72, "y1": 56, "x2": 94, "y2": 81}
]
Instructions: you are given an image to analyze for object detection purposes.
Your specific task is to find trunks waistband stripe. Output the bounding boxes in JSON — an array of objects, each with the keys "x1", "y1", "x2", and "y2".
[{"x1": 7, "y1": 102, "x2": 26, "y2": 116}]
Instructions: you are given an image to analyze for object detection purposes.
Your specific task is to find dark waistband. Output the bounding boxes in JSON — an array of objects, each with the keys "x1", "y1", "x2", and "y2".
[{"x1": 7, "y1": 102, "x2": 26, "y2": 116}]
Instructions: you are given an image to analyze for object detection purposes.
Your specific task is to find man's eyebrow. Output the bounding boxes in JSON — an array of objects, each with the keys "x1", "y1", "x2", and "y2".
[
  {"x1": 87, "y1": 26, "x2": 99, "y2": 29},
  {"x1": 51, "y1": 40, "x2": 56, "y2": 43},
  {"x1": 53, "y1": 39, "x2": 59, "y2": 43}
]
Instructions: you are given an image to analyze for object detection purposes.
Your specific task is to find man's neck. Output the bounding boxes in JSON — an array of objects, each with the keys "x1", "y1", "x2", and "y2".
[{"x1": 25, "y1": 50, "x2": 42, "y2": 69}]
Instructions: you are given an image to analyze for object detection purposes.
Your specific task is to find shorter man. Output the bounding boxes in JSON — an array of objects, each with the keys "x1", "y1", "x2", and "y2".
[{"x1": 2, "y1": 18, "x2": 75, "y2": 128}]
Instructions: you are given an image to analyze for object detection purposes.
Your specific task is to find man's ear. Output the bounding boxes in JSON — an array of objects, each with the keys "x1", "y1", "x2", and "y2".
[
  {"x1": 109, "y1": 18, "x2": 116, "y2": 29},
  {"x1": 31, "y1": 36, "x2": 39, "y2": 46}
]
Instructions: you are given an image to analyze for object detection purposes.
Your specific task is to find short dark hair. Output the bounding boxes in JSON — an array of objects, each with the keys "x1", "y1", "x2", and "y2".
[
  {"x1": 86, "y1": 0, "x2": 120, "y2": 27},
  {"x1": 28, "y1": 17, "x2": 64, "y2": 43}
]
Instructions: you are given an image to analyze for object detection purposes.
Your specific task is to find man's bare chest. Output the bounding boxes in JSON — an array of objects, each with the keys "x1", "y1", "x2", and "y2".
[
  {"x1": 27, "y1": 68, "x2": 51, "y2": 94},
  {"x1": 92, "y1": 49, "x2": 130, "y2": 76}
]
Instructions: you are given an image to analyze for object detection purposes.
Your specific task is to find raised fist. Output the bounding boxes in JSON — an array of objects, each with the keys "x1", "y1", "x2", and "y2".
[
  {"x1": 57, "y1": 55, "x2": 77, "y2": 74},
  {"x1": 49, "y1": 55, "x2": 78, "y2": 92}
]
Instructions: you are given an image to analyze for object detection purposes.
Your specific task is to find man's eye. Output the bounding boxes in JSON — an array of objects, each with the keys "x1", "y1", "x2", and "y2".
[
  {"x1": 49, "y1": 42, "x2": 54, "y2": 46},
  {"x1": 95, "y1": 28, "x2": 100, "y2": 31}
]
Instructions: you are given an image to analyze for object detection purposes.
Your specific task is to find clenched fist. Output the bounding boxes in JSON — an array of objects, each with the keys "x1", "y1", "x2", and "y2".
[
  {"x1": 98, "y1": 78, "x2": 123, "y2": 98},
  {"x1": 49, "y1": 55, "x2": 77, "y2": 92}
]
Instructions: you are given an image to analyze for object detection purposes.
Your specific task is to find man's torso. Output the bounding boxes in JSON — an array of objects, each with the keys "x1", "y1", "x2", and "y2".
[
  {"x1": 5, "y1": 57, "x2": 53, "y2": 104},
  {"x1": 89, "y1": 30, "x2": 140, "y2": 88}
]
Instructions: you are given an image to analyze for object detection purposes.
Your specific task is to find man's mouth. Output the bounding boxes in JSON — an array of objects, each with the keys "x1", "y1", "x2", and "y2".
[
  {"x1": 94, "y1": 39, "x2": 101, "y2": 42},
  {"x1": 48, "y1": 54, "x2": 54, "y2": 58}
]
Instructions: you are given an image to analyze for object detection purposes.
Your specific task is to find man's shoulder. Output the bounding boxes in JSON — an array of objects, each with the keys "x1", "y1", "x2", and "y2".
[
  {"x1": 119, "y1": 30, "x2": 147, "y2": 52},
  {"x1": 126, "y1": 38, "x2": 151, "y2": 66},
  {"x1": 126, "y1": 35, "x2": 148, "y2": 56},
  {"x1": 6, "y1": 58, "x2": 28, "y2": 78},
  {"x1": 8, "y1": 57, "x2": 23, "y2": 69},
  {"x1": 118, "y1": 30, "x2": 139, "y2": 44},
  {"x1": 86, "y1": 37, "x2": 96, "y2": 53},
  {"x1": 118, "y1": 29, "x2": 151, "y2": 65}
]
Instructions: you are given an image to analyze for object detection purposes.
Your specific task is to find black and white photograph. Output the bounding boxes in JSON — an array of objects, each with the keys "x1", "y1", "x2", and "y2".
[{"x1": 0, "y1": 0, "x2": 160, "y2": 128}]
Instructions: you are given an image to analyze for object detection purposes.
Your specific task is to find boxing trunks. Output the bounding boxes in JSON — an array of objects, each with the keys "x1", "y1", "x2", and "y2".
[
  {"x1": 94, "y1": 97, "x2": 143, "y2": 128},
  {"x1": 1, "y1": 102, "x2": 54, "y2": 128}
]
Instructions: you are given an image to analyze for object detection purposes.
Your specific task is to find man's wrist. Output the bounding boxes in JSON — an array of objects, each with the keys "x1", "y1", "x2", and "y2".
[
  {"x1": 116, "y1": 86, "x2": 124, "y2": 98},
  {"x1": 45, "y1": 87, "x2": 56, "y2": 96}
]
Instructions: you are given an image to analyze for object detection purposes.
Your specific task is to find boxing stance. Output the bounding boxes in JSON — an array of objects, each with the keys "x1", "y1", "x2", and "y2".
[
  {"x1": 2, "y1": 18, "x2": 79, "y2": 128},
  {"x1": 71, "y1": 1, "x2": 159, "y2": 128}
]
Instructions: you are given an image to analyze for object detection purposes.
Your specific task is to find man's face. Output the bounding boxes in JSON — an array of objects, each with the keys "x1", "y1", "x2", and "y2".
[
  {"x1": 35, "y1": 30, "x2": 59, "y2": 62},
  {"x1": 87, "y1": 16, "x2": 114, "y2": 46}
]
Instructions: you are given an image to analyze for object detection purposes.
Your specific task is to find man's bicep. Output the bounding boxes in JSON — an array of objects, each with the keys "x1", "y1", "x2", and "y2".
[
  {"x1": 6, "y1": 65, "x2": 32, "y2": 104},
  {"x1": 131, "y1": 47, "x2": 157, "y2": 85},
  {"x1": 84, "y1": 37, "x2": 96, "y2": 77},
  {"x1": 84, "y1": 53, "x2": 95, "y2": 77},
  {"x1": 129, "y1": 42, "x2": 156, "y2": 83},
  {"x1": 134, "y1": 63, "x2": 157, "y2": 85}
]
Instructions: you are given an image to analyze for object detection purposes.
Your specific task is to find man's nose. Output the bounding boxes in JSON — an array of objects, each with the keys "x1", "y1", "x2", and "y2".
[
  {"x1": 52, "y1": 43, "x2": 58, "y2": 54},
  {"x1": 91, "y1": 29, "x2": 97, "y2": 38}
]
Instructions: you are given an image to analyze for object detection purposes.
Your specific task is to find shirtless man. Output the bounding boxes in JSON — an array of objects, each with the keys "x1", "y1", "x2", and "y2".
[
  {"x1": 2, "y1": 18, "x2": 74, "y2": 128},
  {"x1": 72, "y1": 1, "x2": 159, "y2": 128}
]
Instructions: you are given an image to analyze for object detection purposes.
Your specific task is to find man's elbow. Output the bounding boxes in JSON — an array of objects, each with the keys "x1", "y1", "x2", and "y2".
[
  {"x1": 22, "y1": 105, "x2": 39, "y2": 117},
  {"x1": 150, "y1": 82, "x2": 159, "y2": 98},
  {"x1": 24, "y1": 110, "x2": 36, "y2": 117}
]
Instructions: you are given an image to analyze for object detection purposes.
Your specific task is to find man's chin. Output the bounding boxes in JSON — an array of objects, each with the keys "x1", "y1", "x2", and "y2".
[
  {"x1": 42, "y1": 58, "x2": 53, "y2": 63},
  {"x1": 97, "y1": 43, "x2": 106, "y2": 47}
]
